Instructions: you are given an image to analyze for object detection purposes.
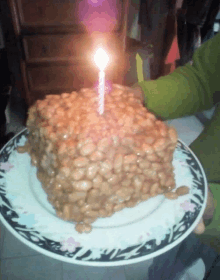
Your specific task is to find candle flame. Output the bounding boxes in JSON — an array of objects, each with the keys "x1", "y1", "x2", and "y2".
[{"x1": 94, "y1": 48, "x2": 109, "y2": 71}]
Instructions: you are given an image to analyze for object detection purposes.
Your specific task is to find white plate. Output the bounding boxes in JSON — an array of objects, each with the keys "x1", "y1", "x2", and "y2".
[{"x1": 0, "y1": 129, "x2": 208, "y2": 266}]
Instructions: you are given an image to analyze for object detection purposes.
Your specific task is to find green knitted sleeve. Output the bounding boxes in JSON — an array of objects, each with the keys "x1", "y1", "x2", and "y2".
[{"x1": 138, "y1": 32, "x2": 220, "y2": 120}]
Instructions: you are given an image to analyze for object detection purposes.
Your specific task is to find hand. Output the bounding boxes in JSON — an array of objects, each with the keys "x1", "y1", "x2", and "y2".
[{"x1": 193, "y1": 187, "x2": 215, "y2": 235}]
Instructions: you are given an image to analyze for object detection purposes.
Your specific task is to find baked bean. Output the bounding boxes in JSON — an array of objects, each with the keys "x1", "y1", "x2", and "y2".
[
  {"x1": 159, "y1": 123, "x2": 168, "y2": 137},
  {"x1": 113, "y1": 83, "x2": 124, "y2": 90},
  {"x1": 103, "y1": 172, "x2": 113, "y2": 180},
  {"x1": 31, "y1": 154, "x2": 38, "y2": 166},
  {"x1": 40, "y1": 154, "x2": 50, "y2": 169},
  {"x1": 150, "y1": 182, "x2": 160, "y2": 196},
  {"x1": 154, "y1": 138, "x2": 168, "y2": 151},
  {"x1": 72, "y1": 213, "x2": 84, "y2": 222},
  {"x1": 141, "y1": 194, "x2": 150, "y2": 201},
  {"x1": 165, "y1": 177, "x2": 176, "y2": 189},
  {"x1": 118, "y1": 118, "x2": 124, "y2": 126},
  {"x1": 111, "y1": 135, "x2": 120, "y2": 147},
  {"x1": 71, "y1": 204, "x2": 81, "y2": 213},
  {"x1": 97, "y1": 138, "x2": 111, "y2": 152},
  {"x1": 77, "y1": 200, "x2": 85, "y2": 207},
  {"x1": 123, "y1": 165, "x2": 130, "y2": 172},
  {"x1": 86, "y1": 196, "x2": 97, "y2": 205},
  {"x1": 86, "y1": 163, "x2": 99, "y2": 180},
  {"x1": 145, "y1": 136, "x2": 155, "y2": 145},
  {"x1": 108, "y1": 174, "x2": 119, "y2": 185},
  {"x1": 74, "y1": 180, "x2": 92, "y2": 191},
  {"x1": 152, "y1": 162, "x2": 163, "y2": 171},
  {"x1": 124, "y1": 154, "x2": 137, "y2": 165},
  {"x1": 168, "y1": 143, "x2": 177, "y2": 151},
  {"x1": 80, "y1": 143, "x2": 96, "y2": 156},
  {"x1": 133, "y1": 175, "x2": 143, "y2": 191},
  {"x1": 63, "y1": 204, "x2": 72, "y2": 220},
  {"x1": 90, "y1": 202, "x2": 101, "y2": 209},
  {"x1": 83, "y1": 217, "x2": 96, "y2": 224},
  {"x1": 176, "y1": 186, "x2": 189, "y2": 196},
  {"x1": 85, "y1": 210, "x2": 99, "y2": 218},
  {"x1": 142, "y1": 143, "x2": 154, "y2": 154},
  {"x1": 157, "y1": 188, "x2": 164, "y2": 194},
  {"x1": 68, "y1": 192, "x2": 86, "y2": 202},
  {"x1": 114, "y1": 203, "x2": 126, "y2": 212},
  {"x1": 118, "y1": 102, "x2": 126, "y2": 109},
  {"x1": 147, "y1": 153, "x2": 161, "y2": 162},
  {"x1": 57, "y1": 143, "x2": 67, "y2": 155},
  {"x1": 156, "y1": 150, "x2": 167, "y2": 159},
  {"x1": 90, "y1": 151, "x2": 104, "y2": 161},
  {"x1": 71, "y1": 168, "x2": 85, "y2": 181},
  {"x1": 113, "y1": 154, "x2": 123, "y2": 172},
  {"x1": 74, "y1": 157, "x2": 89, "y2": 167},
  {"x1": 137, "y1": 168, "x2": 143, "y2": 174},
  {"x1": 132, "y1": 124, "x2": 142, "y2": 134},
  {"x1": 126, "y1": 199, "x2": 137, "y2": 208},
  {"x1": 37, "y1": 171, "x2": 44, "y2": 182},
  {"x1": 142, "y1": 181, "x2": 151, "y2": 193},
  {"x1": 146, "y1": 112, "x2": 156, "y2": 121},
  {"x1": 56, "y1": 211, "x2": 64, "y2": 219},
  {"x1": 105, "y1": 203, "x2": 114, "y2": 212},
  {"x1": 121, "y1": 179, "x2": 131, "y2": 187},
  {"x1": 130, "y1": 164, "x2": 138, "y2": 172},
  {"x1": 158, "y1": 172, "x2": 167, "y2": 186},
  {"x1": 133, "y1": 147, "x2": 146, "y2": 157},
  {"x1": 92, "y1": 174, "x2": 103, "y2": 188},
  {"x1": 75, "y1": 223, "x2": 92, "y2": 233},
  {"x1": 126, "y1": 173, "x2": 135, "y2": 179},
  {"x1": 59, "y1": 166, "x2": 71, "y2": 177},
  {"x1": 67, "y1": 143, "x2": 76, "y2": 157},
  {"x1": 100, "y1": 182, "x2": 112, "y2": 195},
  {"x1": 122, "y1": 137, "x2": 134, "y2": 147},
  {"x1": 106, "y1": 148, "x2": 116, "y2": 160},
  {"x1": 164, "y1": 192, "x2": 178, "y2": 200},
  {"x1": 143, "y1": 169, "x2": 157, "y2": 178},
  {"x1": 138, "y1": 159, "x2": 151, "y2": 169},
  {"x1": 117, "y1": 146, "x2": 131, "y2": 155},
  {"x1": 80, "y1": 204, "x2": 92, "y2": 213},
  {"x1": 88, "y1": 189, "x2": 99, "y2": 197},
  {"x1": 169, "y1": 127, "x2": 178, "y2": 143},
  {"x1": 109, "y1": 193, "x2": 120, "y2": 203},
  {"x1": 99, "y1": 160, "x2": 112, "y2": 175},
  {"x1": 106, "y1": 210, "x2": 114, "y2": 217},
  {"x1": 115, "y1": 188, "x2": 128, "y2": 199},
  {"x1": 99, "y1": 209, "x2": 108, "y2": 217},
  {"x1": 139, "y1": 118, "x2": 154, "y2": 128}
]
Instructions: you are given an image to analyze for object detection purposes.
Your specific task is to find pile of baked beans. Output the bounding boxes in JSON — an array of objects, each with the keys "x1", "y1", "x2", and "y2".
[{"x1": 18, "y1": 84, "x2": 183, "y2": 233}]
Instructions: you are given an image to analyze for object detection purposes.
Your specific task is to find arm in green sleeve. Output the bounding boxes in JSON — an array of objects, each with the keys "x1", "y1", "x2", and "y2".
[{"x1": 138, "y1": 32, "x2": 220, "y2": 120}]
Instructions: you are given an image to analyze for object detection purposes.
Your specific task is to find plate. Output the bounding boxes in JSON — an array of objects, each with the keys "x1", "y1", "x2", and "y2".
[{"x1": 0, "y1": 129, "x2": 207, "y2": 266}]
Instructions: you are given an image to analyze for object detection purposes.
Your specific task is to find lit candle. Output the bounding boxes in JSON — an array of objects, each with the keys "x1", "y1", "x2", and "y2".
[{"x1": 94, "y1": 48, "x2": 109, "y2": 115}]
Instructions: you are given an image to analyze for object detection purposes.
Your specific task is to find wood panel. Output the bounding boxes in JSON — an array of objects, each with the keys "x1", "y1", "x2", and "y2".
[
  {"x1": 27, "y1": 65, "x2": 95, "y2": 91},
  {"x1": 23, "y1": 33, "x2": 123, "y2": 64},
  {"x1": 16, "y1": 0, "x2": 123, "y2": 33},
  {"x1": 26, "y1": 64, "x2": 118, "y2": 91}
]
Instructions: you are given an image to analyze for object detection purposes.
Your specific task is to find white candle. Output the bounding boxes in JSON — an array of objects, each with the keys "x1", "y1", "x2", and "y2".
[
  {"x1": 98, "y1": 70, "x2": 105, "y2": 115},
  {"x1": 94, "y1": 48, "x2": 109, "y2": 115}
]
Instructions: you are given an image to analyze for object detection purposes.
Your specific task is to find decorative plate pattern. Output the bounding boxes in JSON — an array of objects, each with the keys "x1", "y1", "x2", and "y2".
[{"x1": 0, "y1": 129, "x2": 207, "y2": 266}]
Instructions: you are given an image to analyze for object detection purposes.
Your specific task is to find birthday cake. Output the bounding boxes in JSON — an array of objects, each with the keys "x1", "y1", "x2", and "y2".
[{"x1": 18, "y1": 84, "x2": 179, "y2": 233}]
